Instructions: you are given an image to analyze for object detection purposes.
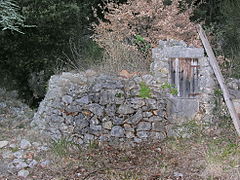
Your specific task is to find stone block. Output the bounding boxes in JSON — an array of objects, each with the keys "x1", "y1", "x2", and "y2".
[
  {"x1": 150, "y1": 132, "x2": 166, "y2": 140},
  {"x1": 90, "y1": 124, "x2": 102, "y2": 131},
  {"x1": 143, "y1": 112, "x2": 153, "y2": 118},
  {"x1": 152, "y1": 47, "x2": 204, "y2": 59},
  {"x1": 167, "y1": 98, "x2": 199, "y2": 122},
  {"x1": 105, "y1": 105, "x2": 116, "y2": 117},
  {"x1": 90, "y1": 116, "x2": 100, "y2": 125},
  {"x1": 137, "y1": 122, "x2": 151, "y2": 131},
  {"x1": 111, "y1": 126, "x2": 125, "y2": 137},
  {"x1": 62, "y1": 95, "x2": 73, "y2": 104},
  {"x1": 75, "y1": 119, "x2": 89, "y2": 130},
  {"x1": 126, "y1": 131, "x2": 135, "y2": 138},
  {"x1": 137, "y1": 131, "x2": 149, "y2": 138},
  {"x1": 123, "y1": 124, "x2": 134, "y2": 131},
  {"x1": 99, "y1": 90, "x2": 115, "y2": 105},
  {"x1": 113, "y1": 117, "x2": 124, "y2": 125},
  {"x1": 76, "y1": 96, "x2": 89, "y2": 104},
  {"x1": 117, "y1": 104, "x2": 135, "y2": 115},
  {"x1": 152, "y1": 122, "x2": 165, "y2": 131},
  {"x1": 84, "y1": 134, "x2": 95, "y2": 143},
  {"x1": 127, "y1": 109, "x2": 143, "y2": 124},
  {"x1": 130, "y1": 98, "x2": 145, "y2": 109},
  {"x1": 88, "y1": 104, "x2": 104, "y2": 117},
  {"x1": 148, "y1": 116, "x2": 163, "y2": 122},
  {"x1": 102, "y1": 121, "x2": 113, "y2": 130}
]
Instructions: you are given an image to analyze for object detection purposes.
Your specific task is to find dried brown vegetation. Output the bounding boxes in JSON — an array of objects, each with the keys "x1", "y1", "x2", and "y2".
[
  {"x1": 92, "y1": 0, "x2": 202, "y2": 73},
  {"x1": 93, "y1": 0, "x2": 201, "y2": 49},
  {"x1": 94, "y1": 37, "x2": 150, "y2": 74}
]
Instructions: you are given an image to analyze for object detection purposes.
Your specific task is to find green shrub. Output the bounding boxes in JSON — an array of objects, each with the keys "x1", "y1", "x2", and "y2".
[
  {"x1": 51, "y1": 138, "x2": 80, "y2": 157},
  {"x1": 139, "y1": 82, "x2": 151, "y2": 98},
  {"x1": 133, "y1": 35, "x2": 151, "y2": 56},
  {"x1": 0, "y1": 0, "x2": 106, "y2": 107},
  {"x1": 161, "y1": 82, "x2": 178, "y2": 96}
]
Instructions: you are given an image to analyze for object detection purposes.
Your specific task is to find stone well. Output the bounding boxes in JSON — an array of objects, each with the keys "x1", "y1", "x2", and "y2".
[{"x1": 151, "y1": 40, "x2": 217, "y2": 124}]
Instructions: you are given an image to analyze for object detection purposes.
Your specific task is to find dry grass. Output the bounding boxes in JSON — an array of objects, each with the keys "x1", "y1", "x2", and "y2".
[
  {"x1": 14, "y1": 131, "x2": 240, "y2": 179},
  {"x1": 0, "y1": 118, "x2": 240, "y2": 180},
  {"x1": 92, "y1": 36, "x2": 150, "y2": 75},
  {"x1": 56, "y1": 35, "x2": 150, "y2": 75}
]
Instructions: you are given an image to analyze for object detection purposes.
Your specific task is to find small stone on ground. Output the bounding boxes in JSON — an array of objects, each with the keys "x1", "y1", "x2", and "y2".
[
  {"x1": 18, "y1": 169, "x2": 29, "y2": 178},
  {"x1": 0, "y1": 141, "x2": 9, "y2": 148}
]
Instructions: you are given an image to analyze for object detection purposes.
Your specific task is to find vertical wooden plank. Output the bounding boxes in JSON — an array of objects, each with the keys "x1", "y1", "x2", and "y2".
[
  {"x1": 190, "y1": 58, "x2": 195, "y2": 96},
  {"x1": 181, "y1": 58, "x2": 188, "y2": 97},
  {"x1": 187, "y1": 58, "x2": 192, "y2": 97},
  {"x1": 198, "y1": 24, "x2": 240, "y2": 136},
  {"x1": 170, "y1": 59, "x2": 175, "y2": 86},
  {"x1": 175, "y1": 58, "x2": 180, "y2": 96},
  {"x1": 187, "y1": 59, "x2": 191, "y2": 97},
  {"x1": 179, "y1": 59, "x2": 184, "y2": 96},
  {"x1": 192, "y1": 59, "x2": 199, "y2": 95},
  {"x1": 182, "y1": 59, "x2": 187, "y2": 97},
  {"x1": 194, "y1": 59, "x2": 199, "y2": 93}
]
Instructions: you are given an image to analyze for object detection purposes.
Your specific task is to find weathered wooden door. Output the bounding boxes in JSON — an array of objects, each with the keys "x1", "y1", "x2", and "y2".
[{"x1": 169, "y1": 58, "x2": 199, "y2": 97}]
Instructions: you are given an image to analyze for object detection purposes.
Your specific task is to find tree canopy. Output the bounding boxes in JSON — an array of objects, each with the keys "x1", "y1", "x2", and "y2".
[
  {"x1": 0, "y1": 0, "x2": 25, "y2": 32},
  {"x1": 0, "y1": 0, "x2": 240, "y2": 106}
]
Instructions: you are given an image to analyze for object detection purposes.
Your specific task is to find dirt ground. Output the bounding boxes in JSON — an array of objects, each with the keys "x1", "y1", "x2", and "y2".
[{"x1": 0, "y1": 120, "x2": 240, "y2": 180}]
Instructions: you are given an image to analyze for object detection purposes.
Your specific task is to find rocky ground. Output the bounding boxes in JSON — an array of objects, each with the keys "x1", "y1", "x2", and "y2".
[
  {"x1": 0, "y1": 88, "x2": 240, "y2": 180},
  {"x1": 0, "y1": 128, "x2": 51, "y2": 179}
]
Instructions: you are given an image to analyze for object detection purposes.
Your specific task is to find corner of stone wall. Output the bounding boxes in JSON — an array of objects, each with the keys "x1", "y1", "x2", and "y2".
[
  {"x1": 196, "y1": 57, "x2": 218, "y2": 126},
  {"x1": 31, "y1": 70, "x2": 174, "y2": 144}
]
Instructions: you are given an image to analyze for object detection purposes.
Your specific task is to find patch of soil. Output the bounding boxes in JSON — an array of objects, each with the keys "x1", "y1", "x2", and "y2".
[
  {"x1": 0, "y1": 89, "x2": 239, "y2": 180},
  {"x1": 1, "y1": 123, "x2": 239, "y2": 180}
]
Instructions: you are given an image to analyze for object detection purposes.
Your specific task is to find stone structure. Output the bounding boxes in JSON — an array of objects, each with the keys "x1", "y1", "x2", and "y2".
[
  {"x1": 32, "y1": 40, "x2": 219, "y2": 144},
  {"x1": 31, "y1": 71, "x2": 172, "y2": 144},
  {"x1": 227, "y1": 79, "x2": 240, "y2": 116},
  {"x1": 151, "y1": 40, "x2": 217, "y2": 124}
]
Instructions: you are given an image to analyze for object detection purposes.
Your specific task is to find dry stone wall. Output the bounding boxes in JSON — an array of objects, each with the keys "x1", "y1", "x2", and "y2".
[
  {"x1": 32, "y1": 40, "x2": 229, "y2": 145},
  {"x1": 31, "y1": 71, "x2": 175, "y2": 144},
  {"x1": 227, "y1": 79, "x2": 240, "y2": 116}
]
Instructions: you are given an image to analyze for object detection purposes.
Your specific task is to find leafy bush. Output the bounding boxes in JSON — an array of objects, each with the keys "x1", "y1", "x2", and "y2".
[
  {"x1": 139, "y1": 82, "x2": 151, "y2": 98},
  {"x1": 188, "y1": 0, "x2": 240, "y2": 78},
  {"x1": 0, "y1": 0, "x2": 106, "y2": 107},
  {"x1": 93, "y1": 0, "x2": 201, "y2": 51},
  {"x1": 161, "y1": 82, "x2": 178, "y2": 96},
  {"x1": 219, "y1": 0, "x2": 240, "y2": 78},
  {"x1": 133, "y1": 35, "x2": 151, "y2": 57}
]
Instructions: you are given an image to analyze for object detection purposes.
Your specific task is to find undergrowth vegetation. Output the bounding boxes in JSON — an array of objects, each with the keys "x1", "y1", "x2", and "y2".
[
  {"x1": 1, "y1": 0, "x2": 240, "y2": 107},
  {"x1": 41, "y1": 118, "x2": 240, "y2": 180},
  {"x1": 138, "y1": 82, "x2": 152, "y2": 98}
]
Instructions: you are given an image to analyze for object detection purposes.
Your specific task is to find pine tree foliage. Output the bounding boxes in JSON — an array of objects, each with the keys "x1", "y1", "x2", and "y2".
[{"x1": 0, "y1": 0, "x2": 24, "y2": 33}]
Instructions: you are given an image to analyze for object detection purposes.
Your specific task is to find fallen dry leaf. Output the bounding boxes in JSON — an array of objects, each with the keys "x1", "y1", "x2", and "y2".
[{"x1": 119, "y1": 70, "x2": 138, "y2": 79}]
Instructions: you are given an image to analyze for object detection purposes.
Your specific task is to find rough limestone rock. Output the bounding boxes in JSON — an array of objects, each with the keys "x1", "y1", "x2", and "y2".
[
  {"x1": 19, "y1": 139, "x2": 31, "y2": 150},
  {"x1": 31, "y1": 71, "x2": 168, "y2": 144},
  {"x1": 111, "y1": 126, "x2": 125, "y2": 137},
  {"x1": 18, "y1": 169, "x2": 29, "y2": 178},
  {"x1": 117, "y1": 105, "x2": 135, "y2": 115},
  {"x1": 0, "y1": 141, "x2": 9, "y2": 149}
]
